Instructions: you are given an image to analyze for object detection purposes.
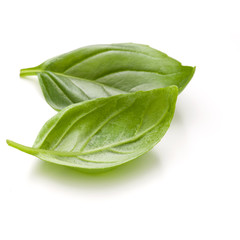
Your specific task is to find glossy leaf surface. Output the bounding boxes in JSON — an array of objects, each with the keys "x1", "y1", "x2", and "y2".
[
  {"x1": 20, "y1": 43, "x2": 195, "y2": 110},
  {"x1": 7, "y1": 87, "x2": 178, "y2": 171}
]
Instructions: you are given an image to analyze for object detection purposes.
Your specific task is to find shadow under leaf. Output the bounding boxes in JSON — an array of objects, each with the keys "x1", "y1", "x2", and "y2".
[{"x1": 31, "y1": 150, "x2": 160, "y2": 190}]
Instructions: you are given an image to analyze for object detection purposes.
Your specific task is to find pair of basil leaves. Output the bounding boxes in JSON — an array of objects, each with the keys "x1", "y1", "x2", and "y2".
[{"x1": 7, "y1": 43, "x2": 195, "y2": 171}]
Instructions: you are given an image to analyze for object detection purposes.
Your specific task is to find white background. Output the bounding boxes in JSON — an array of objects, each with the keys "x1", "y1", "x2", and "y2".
[{"x1": 1, "y1": 0, "x2": 240, "y2": 239}]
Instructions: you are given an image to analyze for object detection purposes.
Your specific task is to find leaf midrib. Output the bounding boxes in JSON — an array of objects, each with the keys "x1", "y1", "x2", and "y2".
[
  {"x1": 39, "y1": 69, "x2": 186, "y2": 95},
  {"x1": 22, "y1": 105, "x2": 170, "y2": 157},
  {"x1": 62, "y1": 49, "x2": 177, "y2": 73}
]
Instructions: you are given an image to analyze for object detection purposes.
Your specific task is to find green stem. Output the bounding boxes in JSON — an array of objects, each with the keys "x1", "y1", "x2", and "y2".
[
  {"x1": 6, "y1": 140, "x2": 38, "y2": 156},
  {"x1": 20, "y1": 66, "x2": 43, "y2": 77}
]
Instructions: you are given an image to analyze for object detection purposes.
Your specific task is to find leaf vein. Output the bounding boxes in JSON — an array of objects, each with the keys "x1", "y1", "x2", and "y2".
[
  {"x1": 96, "y1": 70, "x2": 185, "y2": 81},
  {"x1": 47, "y1": 73, "x2": 75, "y2": 103},
  {"x1": 79, "y1": 99, "x2": 136, "y2": 152},
  {"x1": 81, "y1": 106, "x2": 170, "y2": 154},
  {"x1": 63, "y1": 49, "x2": 164, "y2": 73},
  {"x1": 51, "y1": 103, "x2": 108, "y2": 150}
]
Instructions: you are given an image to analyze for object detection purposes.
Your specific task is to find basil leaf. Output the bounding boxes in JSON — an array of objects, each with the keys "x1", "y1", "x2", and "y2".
[
  {"x1": 7, "y1": 86, "x2": 178, "y2": 171},
  {"x1": 38, "y1": 70, "x2": 190, "y2": 111},
  {"x1": 20, "y1": 43, "x2": 195, "y2": 109}
]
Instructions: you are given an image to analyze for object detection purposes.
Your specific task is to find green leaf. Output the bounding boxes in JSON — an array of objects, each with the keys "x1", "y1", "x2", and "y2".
[
  {"x1": 20, "y1": 43, "x2": 195, "y2": 110},
  {"x1": 7, "y1": 86, "x2": 178, "y2": 171}
]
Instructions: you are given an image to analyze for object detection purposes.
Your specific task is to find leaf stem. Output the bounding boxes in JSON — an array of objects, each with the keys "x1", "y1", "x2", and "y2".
[
  {"x1": 6, "y1": 140, "x2": 38, "y2": 155},
  {"x1": 20, "y1": 66, "x2": 42, "y2": 77}
]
